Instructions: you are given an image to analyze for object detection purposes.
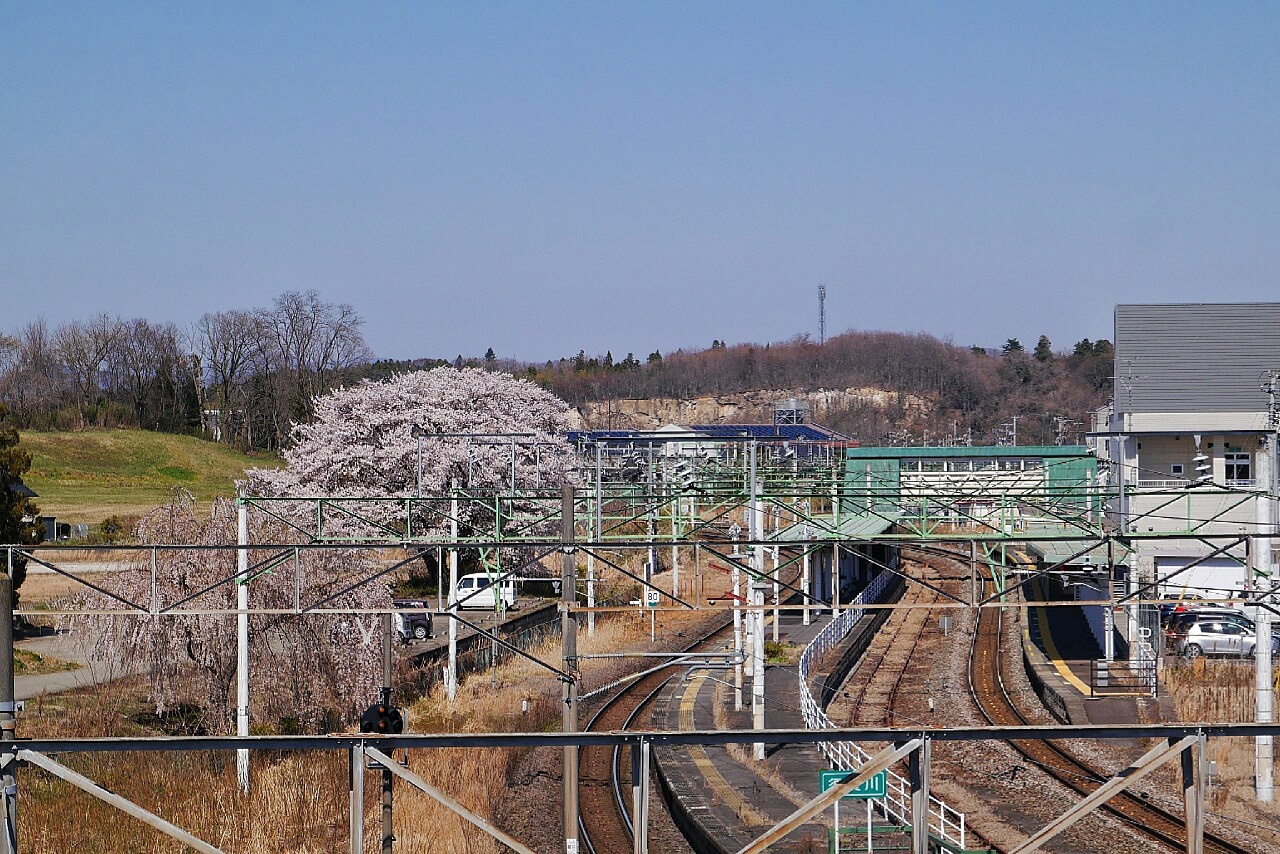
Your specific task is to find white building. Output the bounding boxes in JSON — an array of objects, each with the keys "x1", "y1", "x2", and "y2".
[{"x1": 1092, "y1": 303, "x2": 1280, "y2": 605}]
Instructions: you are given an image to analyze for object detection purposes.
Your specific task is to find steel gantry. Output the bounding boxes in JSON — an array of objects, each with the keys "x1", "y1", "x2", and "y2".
[{"x1": 4, "y1": 434, "x2": 1279, "y2": 852}]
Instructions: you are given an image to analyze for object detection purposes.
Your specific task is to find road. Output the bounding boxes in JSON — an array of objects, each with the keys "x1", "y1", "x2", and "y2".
[{"x1": 13, "y1": 632, "x2": 131, "y2": 701}]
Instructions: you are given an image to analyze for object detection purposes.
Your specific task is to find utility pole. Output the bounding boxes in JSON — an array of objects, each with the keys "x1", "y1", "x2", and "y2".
[
  {"x1": 236, "y1": 492, "x2": 250, "y2": 794},
  {"x1": 1257, "y1": 371, "x2": 1280, "y2": 802},
  {"x1": 561, "y1": 484, "x2": 579, "y2": 854},
  {"x1": 446, "y1": 482, "x2": 459, "y2": 701},
  {"x1": 1, "y1": 572, "x2": 16, "y2": 853},
  {"x1": 588, "y1": 444, "x2": 601, "y2": 636},
  {"x1": 748, "y1": 443, "x2": 766, "y2": 759},
  {"x1": 646, "y1": 457, "x2": 657, "y2": 642}
]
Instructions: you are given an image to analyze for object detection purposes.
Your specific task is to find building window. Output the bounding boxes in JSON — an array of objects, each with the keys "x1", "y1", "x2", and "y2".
[
  {"x1": 1225, "y1": 452, "x2": 1251, "y2": 483},
  {"x1": 1171, "y1": 464, "x2": 1184, "y2": 476}
]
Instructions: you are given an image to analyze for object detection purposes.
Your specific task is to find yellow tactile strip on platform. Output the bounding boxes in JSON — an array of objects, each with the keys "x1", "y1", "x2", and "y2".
[{"x1": 678, "y1": 670, "x2": 759, "y2": 821}]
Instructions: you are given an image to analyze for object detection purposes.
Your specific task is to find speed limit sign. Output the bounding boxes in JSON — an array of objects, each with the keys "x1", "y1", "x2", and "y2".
[{"x1": 644, "y1": 589, "x2": 661, "y2": 608}]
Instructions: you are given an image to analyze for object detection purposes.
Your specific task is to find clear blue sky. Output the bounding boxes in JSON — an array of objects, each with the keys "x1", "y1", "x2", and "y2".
[{"x1": 5, "y1": 3, "x2": 1279, "y2": 362}]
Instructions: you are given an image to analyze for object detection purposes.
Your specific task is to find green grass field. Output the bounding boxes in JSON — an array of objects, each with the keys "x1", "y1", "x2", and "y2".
[{"x1": 20, "y1": 429, "x2": 281, "y2": 526}]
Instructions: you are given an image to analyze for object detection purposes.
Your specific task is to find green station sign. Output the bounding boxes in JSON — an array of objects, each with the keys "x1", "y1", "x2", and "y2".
[{"x1": 818, "y1": 769, "x2": 888, "y2": 799}]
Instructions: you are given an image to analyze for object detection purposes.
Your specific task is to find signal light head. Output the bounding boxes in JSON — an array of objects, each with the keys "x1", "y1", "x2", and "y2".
[{"x1": 360, "y1": 702, "x2": 404, "y2": 735}]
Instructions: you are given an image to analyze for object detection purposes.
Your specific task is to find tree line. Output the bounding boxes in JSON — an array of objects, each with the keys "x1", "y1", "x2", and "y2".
[
  {"x1": 0, "y1": 286, "x2": 1114, "y2": 450},
  {"x1": 0, "y1": 291, "x2": 369, "y2": 450},
  {"x1": 518, "y1": 331, "x2": 1114, "y2": 446}
]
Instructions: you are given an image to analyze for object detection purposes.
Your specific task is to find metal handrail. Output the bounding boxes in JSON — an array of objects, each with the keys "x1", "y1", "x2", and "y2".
[{"x1": 797, "y1": 572, "x2": 967, "y2": 851}]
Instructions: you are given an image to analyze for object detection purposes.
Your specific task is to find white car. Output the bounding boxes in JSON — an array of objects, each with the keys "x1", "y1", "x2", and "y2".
[{"x1": 448, "y1": 573, "x2": 518, "y2": 610}]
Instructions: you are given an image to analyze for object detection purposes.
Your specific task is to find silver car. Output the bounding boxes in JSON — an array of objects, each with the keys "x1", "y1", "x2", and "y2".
[{"x1": 1178, "y1": 621, "x2": 1280, "y2": 659}]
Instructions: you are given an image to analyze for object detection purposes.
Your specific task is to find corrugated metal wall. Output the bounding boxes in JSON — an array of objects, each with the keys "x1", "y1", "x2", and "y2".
[{"x1": 1114, "y1": 303, "x2": 1280, "y2": 413}]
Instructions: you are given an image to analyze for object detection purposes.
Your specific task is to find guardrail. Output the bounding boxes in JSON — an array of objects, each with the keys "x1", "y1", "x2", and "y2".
[{"x1": 798, "y1": 571, "x2": 967, "y2": 852}]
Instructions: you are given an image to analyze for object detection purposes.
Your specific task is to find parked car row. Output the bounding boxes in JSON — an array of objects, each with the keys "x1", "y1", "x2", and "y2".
[
  {"x1": 1162, "y1": 605, "x2": 1280, "y2": 660},
  {"x1": 392, "y1": 574, "x2": 523, "y2": 643}
]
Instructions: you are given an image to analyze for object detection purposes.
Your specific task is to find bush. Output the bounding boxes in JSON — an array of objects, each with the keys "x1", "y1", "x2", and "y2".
[{"x1": 97, "y1": 515, "x2": 130, "y2": 544}]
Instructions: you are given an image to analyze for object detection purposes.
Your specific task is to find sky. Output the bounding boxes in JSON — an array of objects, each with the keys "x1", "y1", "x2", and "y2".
[{"x1": 5, "y1": 3, "x2": 1280, "y2": 362}]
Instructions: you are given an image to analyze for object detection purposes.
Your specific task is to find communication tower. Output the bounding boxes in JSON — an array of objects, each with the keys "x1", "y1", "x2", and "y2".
[{"x1": 818, "y1": 285, "x2": 826, "y2": 345}]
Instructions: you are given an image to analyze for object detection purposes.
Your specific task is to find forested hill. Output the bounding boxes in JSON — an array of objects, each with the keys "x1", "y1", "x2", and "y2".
[
  {"x1": 359, "y1": 331, "x2": 1113, "y2": 446},
  {"x1": 524, "y1": 332, "x2": 1113, "y2": 446},
  {"x1": 0, "y1": 295, "x2": 1111, "y2": 450}
]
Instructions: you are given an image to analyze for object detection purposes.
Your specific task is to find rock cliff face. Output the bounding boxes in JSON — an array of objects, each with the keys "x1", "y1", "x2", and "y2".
[{"x1": 576, "y1": 387, "x2": 930, "y2": 431}]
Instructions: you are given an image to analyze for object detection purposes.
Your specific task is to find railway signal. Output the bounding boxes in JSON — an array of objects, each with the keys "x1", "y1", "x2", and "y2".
[{"x1": 360, "y1": 702, "x2": 404, "y2": 735}]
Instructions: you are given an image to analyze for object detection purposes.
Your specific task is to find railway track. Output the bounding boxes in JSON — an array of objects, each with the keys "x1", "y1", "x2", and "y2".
[
  {"x1": 828, "y1": 552, "x2": 968, "y2": 729},
  {"x1": 578, "y1": 616, "x2": 736, "y2": 854},
  {"x1": 968, "y1": 596, "x2": 1252, "y2": 854},
  {"x1": 832, "y1": 555, "x2": 937, "y2": 726}
]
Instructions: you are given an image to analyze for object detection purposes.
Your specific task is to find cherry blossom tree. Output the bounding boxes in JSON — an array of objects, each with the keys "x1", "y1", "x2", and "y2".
[
  {"x1": 245, "y1": 367, "x2": 580, "y2": 541},
  {"x1": 76, "y1": 492, "x2": 385, "y2": 731},
  {"x1": 77, "y1": 369, "x2": 578, "y2": 732}
]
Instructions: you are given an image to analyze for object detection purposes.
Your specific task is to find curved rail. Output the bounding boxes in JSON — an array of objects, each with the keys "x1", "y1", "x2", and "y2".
[
  {"x1": 967, "y1": 598, "x2": 1252, "y2": 853},
  {"x1": 578, "y1": 617, "x2": 735, "y2": 854}
]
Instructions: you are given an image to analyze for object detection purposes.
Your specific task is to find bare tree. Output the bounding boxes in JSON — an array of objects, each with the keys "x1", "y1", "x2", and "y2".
[
  {"x1": 0, "y1": 319, "x2": 64, "y2": 427},
  {"x1": 54, "y1": 314, "x2": 120, "y2": 428},
  {"x1": 195, "y1": 309, "x2": 263, "y2": 443},
  {"x1": 256, "y1": 291, "x2": 371, "y2": 445}
]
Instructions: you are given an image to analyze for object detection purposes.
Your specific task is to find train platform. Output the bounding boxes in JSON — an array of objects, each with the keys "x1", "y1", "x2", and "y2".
[
  {"x1": 647, "y1": 587, "x2": 1172, "y2": 852},
  {"x1": 1023, "y1": 594, "x2": 1174, "y2": 729},
  {"x1": 650, "y1": 608, "x2": 849, "y2": 853}
]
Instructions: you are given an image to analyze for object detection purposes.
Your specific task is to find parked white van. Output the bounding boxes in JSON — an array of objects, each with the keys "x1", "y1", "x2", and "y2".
[{"x1": 448, "y1": 573, "x2": 517, "y2": 610}]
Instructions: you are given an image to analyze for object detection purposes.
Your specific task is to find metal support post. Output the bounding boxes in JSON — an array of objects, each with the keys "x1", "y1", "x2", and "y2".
[
  {"x1": 671, "y1": 495, "x2": 680, "y2": 600},
  {"x1": 1182, "y1": 731, "x2": 1206, "y2": 854},
  {"x1": 733, "y1": 556, "x2": 743, "y2": 711},
  {"x1": 751, "y1": 580, "x2": 767, "y2": 760},
  {"x1": 381, "y1": 613, "x2": 394, "y2": 854},
  {"x1": 694, "y1": 543, "x2": 702, "y2": 610},
  {"x1": 631, "y1": 738, "x2": 650, "y2": 854},
  {"x1": 969, "y1": 541, "x2": 977, "y2": 606},
  {"x1": 589, "y1": 444, "x2": 601, "y2": 636},
  {"x1": 1, "y1": 574, "x2": 16, "y2": 854},
  {"x1": 646, "y1": 460, "x2": 657, "y2": 589},
  {"x1": 909, "y1": 736, "x2": 931, "y2": 854},
  {"x1": 561, "y1": 484, "x2": 579, "y2": 854},
  {"x1": 447, "y1": 481, "x2": 459, "y2": 701},
  {"x1": 832, "y1": 544, "x2": 840, "y2": 619},
  {"x1": 1257, "y1": 435, "x2": 1274, "y2": 802},
  {"x1": 350, "y1": 742, "x2": 365, "y2": 854},
  {"x1": 1105, "y1": 539, "x2": 1115, "y2": 663},
  {"x1": 236, "y1": 494, "x2": 250, "y2": 795},
  {"x1": 802, "y1": 545, "x2": 811, "y2": 627},
  {"x1": 770, "y1": 539, "x2": 779, "y2": 644}
]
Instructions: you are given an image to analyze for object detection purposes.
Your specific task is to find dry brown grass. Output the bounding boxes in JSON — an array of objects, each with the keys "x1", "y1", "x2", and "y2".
[
  {"x1": 17, "y1": 572, "x2": 81, "y2": 607},
  {"x1": 1162, "y1": 660, "x2": 1280, "y2": 846},
  {"x1": 12, "y1": 599, "x2": 716, "y2": 852}
]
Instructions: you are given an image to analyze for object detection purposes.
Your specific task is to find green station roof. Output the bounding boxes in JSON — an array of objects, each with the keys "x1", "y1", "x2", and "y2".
[
  {"x1": 843, "y1": 445, "x2": 1092, "y2": 459},
  {"x1": 1023, "y1": 521, "x2": 1133, "y2": 566},
  {"x1": 772, "y1": 512, "x2": 899, "y2": 542}
]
